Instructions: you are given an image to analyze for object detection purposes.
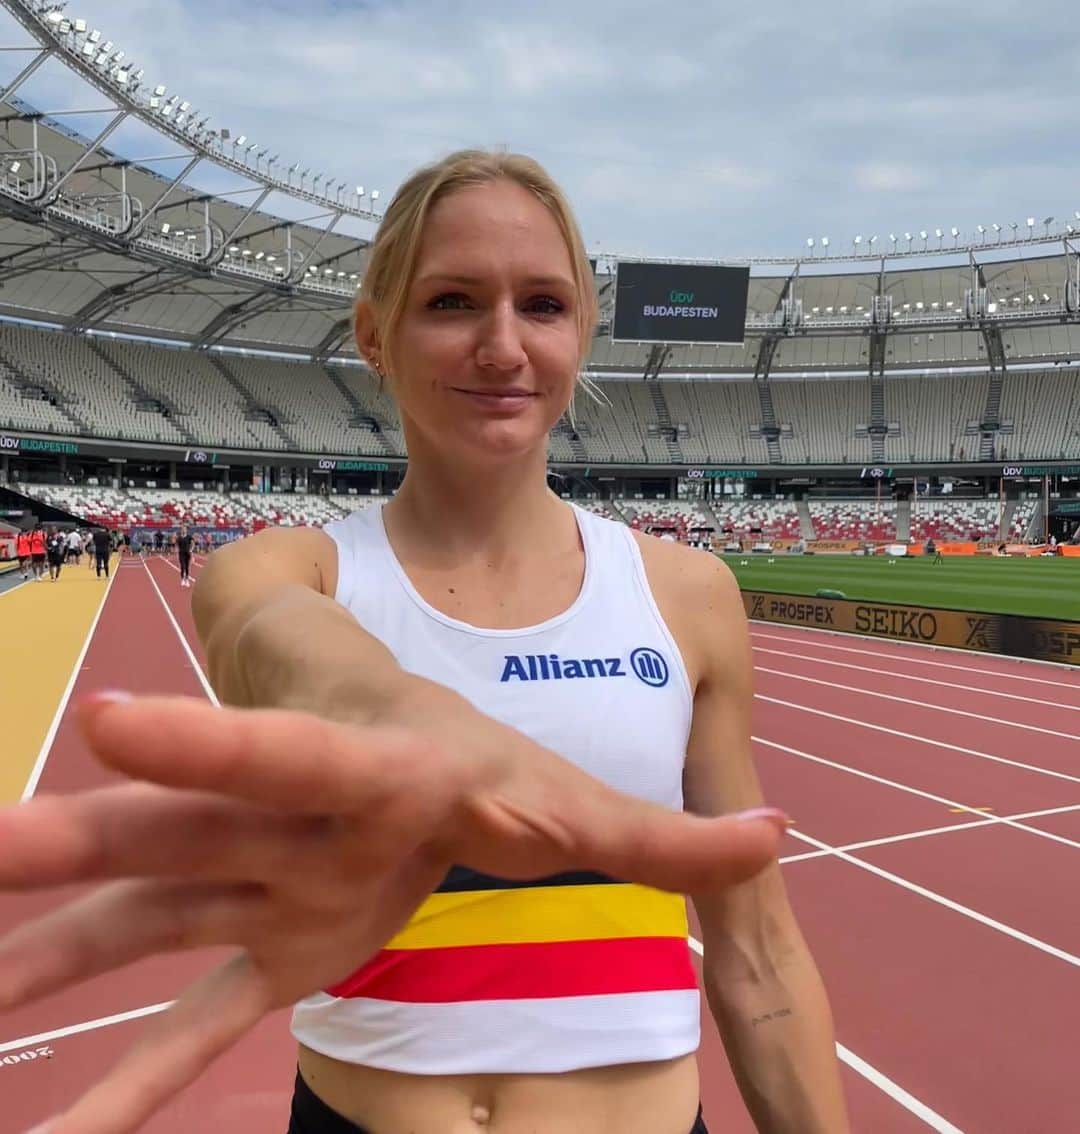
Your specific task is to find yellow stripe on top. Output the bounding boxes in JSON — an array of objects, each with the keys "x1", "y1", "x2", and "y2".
[{"x1": 387, "y1": 883, "x2": 689, "y2": 950}]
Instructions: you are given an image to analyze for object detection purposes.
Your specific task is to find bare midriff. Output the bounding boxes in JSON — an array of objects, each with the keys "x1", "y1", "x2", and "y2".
[{"x1": 297, "y1": 1045, "x2": 701, "y2": 1134}]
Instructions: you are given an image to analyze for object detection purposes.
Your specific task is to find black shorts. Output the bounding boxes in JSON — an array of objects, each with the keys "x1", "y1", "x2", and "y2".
[
  {"x1": 287, "y1": 1070, "x2": 709, "y2": 1133},
  {"x1": 31, "y1": 553, "x2": 45, "y2": 565}
]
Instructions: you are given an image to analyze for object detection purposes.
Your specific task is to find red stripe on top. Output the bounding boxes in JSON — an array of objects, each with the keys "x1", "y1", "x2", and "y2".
[{"x1": 326, "y1": 936, "x2": 697, "y2": 1003}]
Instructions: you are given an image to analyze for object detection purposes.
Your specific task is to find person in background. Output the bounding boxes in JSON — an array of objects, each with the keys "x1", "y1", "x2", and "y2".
[
  {"x1": 45, "y1": 526, "x2": 66, "y2": 582},
  {"x1": 92, "y1": 525, "x2": 111, "y2": 579},
  {"x1": 16, "y1": 527, "x2": 32, "y2": 579},
  {"x1": 66, "y1": 527, "x2": 83, "y2": 566},
  {"x1": 28, "y1": 523, "x2": 47, "y2": 582},
  {"x1": 177, "y1": 524, "x2": 194, "y2": 589}
]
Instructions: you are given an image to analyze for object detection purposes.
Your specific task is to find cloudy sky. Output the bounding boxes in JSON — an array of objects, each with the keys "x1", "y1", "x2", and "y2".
[{"x1": 3, "y1": 0, "x2": 1078, "y2": 260}]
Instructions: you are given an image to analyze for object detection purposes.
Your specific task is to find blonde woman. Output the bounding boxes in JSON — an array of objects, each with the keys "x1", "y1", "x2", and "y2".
[{"x1": 2, "y1": 151, "x2": 848, "y2": 1134}]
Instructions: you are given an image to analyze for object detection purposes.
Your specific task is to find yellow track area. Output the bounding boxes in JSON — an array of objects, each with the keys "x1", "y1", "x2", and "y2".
[{"x1": 0, "y1": 560, "x2": 113, "y2": 803}]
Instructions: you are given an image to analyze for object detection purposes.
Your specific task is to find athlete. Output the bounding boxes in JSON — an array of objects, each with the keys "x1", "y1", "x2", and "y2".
[
  {"x1": 28, "y1": 522, "x2": 46, "y2": 581},
  {"x1": 16, "y1": 527, "x2": 31, "y2": 578},
  {"x1": 91, "y1": 525, "x2": 111, "y2": 578},
  {"x1": 0, "y1": 151, "x2": 848, "y2": 1134},
  {"x1": 45, "y1": 526, "x2": 66, "y2": 582},
  {"x1": 177, "y1": 523, "x2": 194, "y2": 588}
]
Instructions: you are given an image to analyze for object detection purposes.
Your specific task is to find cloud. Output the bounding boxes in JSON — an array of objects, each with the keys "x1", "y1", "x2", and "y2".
[{"x1": 2, "y1": 0, "x2": 1077, "y2": 261}]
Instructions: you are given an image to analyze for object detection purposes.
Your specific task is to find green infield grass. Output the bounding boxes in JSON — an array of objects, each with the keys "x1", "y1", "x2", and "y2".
[{"x1": 725, "y1": 553, "x2": 1080, "y2": 621}]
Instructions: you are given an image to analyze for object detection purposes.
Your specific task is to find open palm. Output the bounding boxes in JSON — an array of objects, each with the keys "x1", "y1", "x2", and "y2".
[{"x1": 0, "y1": 693, "x2": 785, "y2": 1134}]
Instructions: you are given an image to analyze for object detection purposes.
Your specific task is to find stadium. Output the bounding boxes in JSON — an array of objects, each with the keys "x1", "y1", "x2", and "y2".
[{"x1": 1, "y1": 1, "x2": 1079, "y2": 1131}]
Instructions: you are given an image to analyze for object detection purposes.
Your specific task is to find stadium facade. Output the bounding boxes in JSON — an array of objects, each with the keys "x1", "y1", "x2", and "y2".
[{"x1": 2, "y1": 0, "x2": 1079, "y2": 544}]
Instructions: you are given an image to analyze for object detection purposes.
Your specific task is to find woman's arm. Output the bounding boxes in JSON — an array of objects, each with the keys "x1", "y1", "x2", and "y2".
[
  {"x1": 676, "y1": 554, "x2": 850, "y2": 1133},
  {"x1": 192, "y1": 524, "x2": 456, "y2": 726}
]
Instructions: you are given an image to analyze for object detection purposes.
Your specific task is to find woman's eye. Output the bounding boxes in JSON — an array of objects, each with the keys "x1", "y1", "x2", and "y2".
[
  {"x1": 428, "y1": 293, "x2": 470, "y2": 310},
  {"x1": 528, "y1": 296, "x2": 564, "y2": 315}
]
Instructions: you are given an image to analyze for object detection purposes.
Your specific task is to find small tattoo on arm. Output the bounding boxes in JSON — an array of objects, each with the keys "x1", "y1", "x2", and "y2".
[{"x1": 751, "y1": 1007, "x2": 794, "y2": 1027}]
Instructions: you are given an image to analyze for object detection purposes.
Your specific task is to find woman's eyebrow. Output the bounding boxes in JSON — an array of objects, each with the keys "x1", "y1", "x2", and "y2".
[{"x1": 415, "y1": 272, "x2": 574, "y2": 288}]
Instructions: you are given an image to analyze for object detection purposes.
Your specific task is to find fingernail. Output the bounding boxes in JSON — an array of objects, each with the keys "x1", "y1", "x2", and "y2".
[{"x1": 734, "y1": 807, "x2": 791, "y2": 831}]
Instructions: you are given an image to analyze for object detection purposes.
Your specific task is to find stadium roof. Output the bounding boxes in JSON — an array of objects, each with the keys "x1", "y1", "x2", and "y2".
[{"x1": 2, "y1": 0, "x2": 1080, "y2": 374}]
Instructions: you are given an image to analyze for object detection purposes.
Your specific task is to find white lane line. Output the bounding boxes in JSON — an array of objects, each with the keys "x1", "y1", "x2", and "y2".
[
  {"x1": 756, "y1": 666, "x2": 1080, "y2": 743},
  {"x1": 753, "y1": 646, "x2": 1080, "y2": 713},
  {"x1": 687, "y1": 937, "x2": 965, "y2": 1132},
  {"x1": 140, "y1": 559, "x2": 217, "y2": 705},
  {"x1": 782, "y1": 827, "x2": 1080, "y2": 969},
  {"x1": 756, "y1": 694, "x2": 1080, "y2": 786},
  {"x1": 0, "y1": 1002, "x2": 173, "y2": 1054},
  {"x1": 22, "y1": 565, "x2": 120, "y2": 802},
  {"x1": 748, "y1": 617, "x2": 1080, "y2": 674},
  {"x1": 778, "y1": 804, "x2": 1080, "y2": 866},
  {"x1": 754, "y1": 735, "x2": 1080, "y2": 853},
  {"x1": 750, "y1": 629, "x2": 1080, "y2": 691},
  {"x1": 0, "y1": 575, "x2": 34, "y2": 598}
]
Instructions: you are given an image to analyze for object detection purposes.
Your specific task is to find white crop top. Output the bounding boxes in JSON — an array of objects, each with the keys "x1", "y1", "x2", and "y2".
[{"x1": 290, "y1": 503, "x2": 700, "y2": 1074}]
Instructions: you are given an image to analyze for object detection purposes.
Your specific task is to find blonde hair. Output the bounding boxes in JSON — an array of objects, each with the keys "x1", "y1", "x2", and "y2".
[{"x1": 357, "y1": 149, "x2": 600, "y2": 399}]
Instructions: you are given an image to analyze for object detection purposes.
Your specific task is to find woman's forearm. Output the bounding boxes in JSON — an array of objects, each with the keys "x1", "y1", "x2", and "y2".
[{"x1": 705, "y1": 948, "x2": 849, "y2": 1133}]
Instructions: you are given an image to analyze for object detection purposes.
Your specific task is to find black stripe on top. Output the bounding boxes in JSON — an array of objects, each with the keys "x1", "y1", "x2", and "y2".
[{"x1": 437, "y1": 866, "x2": 618, "y2": 893}]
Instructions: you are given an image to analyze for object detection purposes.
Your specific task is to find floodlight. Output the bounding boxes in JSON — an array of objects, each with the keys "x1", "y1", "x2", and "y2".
[
  {"x1": 149, "y1": 97, "x2": 160, "y2": 109},
  {"x1": 160, "y1": 222, "x2": 170, "y2": 234},
  {"x1": 236, "y1": 135, "x2": 247, "y2": 147},
  {"x1": 229, "y1": 245, "x2": 240, "y2": 253},
  {"x1": 179, "y1": 100, "x2": 190, "y2": 112},
  {"x1": 74, "y1": 18, "x2": 86, "y2": 32},
  {"x1": 868, "y1": 235, "x2": 878, "y2": 245},
  {"x1": 919, "y1": 231, "x2": 927, "y2": 240},
  {"x1": 116, "y1": 70, "x2": 129, "y2": 85},
  {"x1": 45, "y1": 9, "x2": 63, "y2": 22},
  {"x1": 950, "y1": 227, "x2": 959, "y2": 237},
  {"x1": 338, "y1": 271, "x2": 346, "y2": 278},
  {"x1": 89, "y1": 29, "x2": 100, "y2": 42},
  {"x1": 820, "y1": 236, "x2": 829, "y2": 247},
  {"x1": 1042, "y1": 293, "x2": 1050, "y2": 302},
  {"x1": 153, "y1": 84, "x2": 166, "y2": 96},
  {"x1": 370, "y1": 190, "x2": 380, "y2": 201},
  {"x1": 59, "y1": 19, "x2": 70, "y2": 32},
  {"x1": 356, "y1": 185, "x2": 364, "y2": 196},
  {"x1": 1025, "y1": 217, "x2": 1035, "y2": 227},
  {"x1": 9, "y1": 160, "x2": 21, "y2": 173},
  {"x1": 977, "y1": 225, "x2": 985, "y2": 234},
  {"x1": 806, "y1": 237, "x2": 814, "y2": 248},
  {"x1": 854, "y1": 234, "x2": 862, "y2": 244},
  {"x1": 220, "y1": 128, "x2": 231, "y2": 141},
  {"x1": 81, "y1": 41, "x2": 94, "y2": 55},
  {"x1": 889, "y1": 233, "x2": 897, "y2": 244},
  {"x1": 904, "y1": 232, "x2": 911, "y2": 242},
  {"x1": 254, "y1": 251, "x2": 265, "y2": 261},
  {"x1": 1043, "y1": 216, "x2": 1053, "y2": 225},
  {"x1": 992, "y1": 223, "x2": 1001, "y2": 232}
]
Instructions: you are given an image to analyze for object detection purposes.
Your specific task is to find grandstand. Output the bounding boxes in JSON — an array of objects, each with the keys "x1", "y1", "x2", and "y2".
[{"x1": 1, "y1": 0, "x2": 1078, "y2": 559}]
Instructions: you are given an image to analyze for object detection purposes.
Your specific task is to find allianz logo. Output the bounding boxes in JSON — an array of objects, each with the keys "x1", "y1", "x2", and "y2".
[{"x1": 499, "y1": 647, "x2": 669, "y2": 688}]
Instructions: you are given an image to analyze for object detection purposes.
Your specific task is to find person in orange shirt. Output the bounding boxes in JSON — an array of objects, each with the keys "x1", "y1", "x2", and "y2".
[
  {"x1": 16, "y1": 528, "x2": 32, "y2": 579},
  {"x1": 28, "y1": 524, "x2": 46, "y2": 582}
]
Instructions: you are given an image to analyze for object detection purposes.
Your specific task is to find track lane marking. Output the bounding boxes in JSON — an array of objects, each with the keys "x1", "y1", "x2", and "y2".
[
  {"x1": 757, "y1": 667, "x2": 1080, "y2": 742},
  {"x1": 22, "y1": 565, "x2": 120, "y2": 802},
  {"x1": 755, "y1": 736, "x2": 1080, "y2": 852},
  {"x1": 753, "y1": 646, "x2": 1080, "y2": 712},
  {"x1": 750, "y1": 628, "x2": 1080, "y2": 691},
  {"x1": 141, "y1": 560, "x2": 217, "y2": 704},
  {"x1": 757, "y1": 694, "x2": 1080, "y2": 785},
  {"x1": 748, "y1": 617, "x2": 1080, "y2": 674},
  {"x1": 782, "y1": 828, "x2": 1080, "y2": 969}
]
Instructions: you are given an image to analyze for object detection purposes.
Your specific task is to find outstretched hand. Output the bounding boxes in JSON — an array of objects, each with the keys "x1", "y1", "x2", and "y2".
[{"x1": 1, "y1": 691, "x2": 786, "y2": 1134}]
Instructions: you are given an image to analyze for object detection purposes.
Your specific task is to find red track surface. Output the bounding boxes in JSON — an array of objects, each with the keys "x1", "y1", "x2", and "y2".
[{"x1": 3, "y1": 559, "x2": 1079, "y2": 1133}]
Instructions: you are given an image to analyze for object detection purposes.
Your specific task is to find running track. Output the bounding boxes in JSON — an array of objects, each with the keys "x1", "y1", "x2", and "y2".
[{"x1": 2, "y1": 554, "x2": 1079, "y2": 1132}]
